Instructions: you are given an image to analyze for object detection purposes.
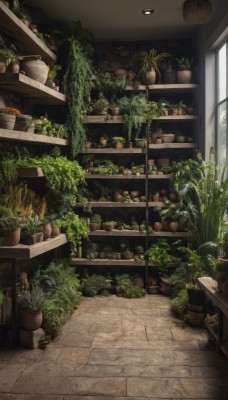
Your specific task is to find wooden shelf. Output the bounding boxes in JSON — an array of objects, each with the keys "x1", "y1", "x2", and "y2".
[
  {"x1": 0, "y1": 234, "x2": 67, "y2": 259},
  {"x1": 0, "y1": 73, "x2": 66, "y2": 105},
  {"x1": 71, "y1": 258, "x2": 159, "y2": 267},
  {"x1": 149, "y1": 231, "x2": 191, "y2": 238},
  {"x1": 89, "y1": 230, "x2": 146, "y2": 237},
  {"x1": 0, "y1": 2, "x2": 56, "y2": 64},
  {"x1": 153, "y1": 115, "x2": 199, "y2": 121},
  {"x1": 198, "y1": 277, "x2": 228, "y2": 319},
  {"x1": 85, "y1": 174, "x2": 146, "y2": 180},
  {"x1": 84, "y1": 115, "x2": 124, "y2": 124},
  {"x1": 80, "y1": 201, "x2": 164, "y2": 208},
  {"x1": 149, "y1": 143, "x2": 197, "y2": 149},
  {"x1": 17, "y1": 167, "x2": 44, "y2": 178},
  {"x1": 0, "y1": 129, "x2": 69, "y2": 146},
  {"x1": 148, "y1": 84, "x2": 199, "y2": 93},
  {"x1": 125, "y1": 85, "x2": 147, "y2": 91},
  {"x1": 81, "y1": 148, "x2": 144, "y2": 154},
  {"x1": 85, "y1": 174, "x2": 171, "y2": 180}
]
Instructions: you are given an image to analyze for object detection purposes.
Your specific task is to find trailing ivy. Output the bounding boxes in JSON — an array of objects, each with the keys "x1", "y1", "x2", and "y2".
[{"x1": 63, "y1": 39, "x2": 93, "y2": 157}]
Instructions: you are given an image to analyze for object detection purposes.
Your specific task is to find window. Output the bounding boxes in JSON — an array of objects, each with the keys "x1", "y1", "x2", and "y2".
[{"x1": 216, "y1": 41, "x2": 228, "y2": 171}]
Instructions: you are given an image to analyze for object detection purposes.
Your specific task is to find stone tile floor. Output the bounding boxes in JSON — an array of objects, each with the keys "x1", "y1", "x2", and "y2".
[{"x1": 0, "y1": 294, "x2": 228, "y2": 399}]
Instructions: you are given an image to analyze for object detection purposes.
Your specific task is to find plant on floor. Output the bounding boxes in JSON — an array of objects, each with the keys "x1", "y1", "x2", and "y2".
[
  {"x1": 115, "y1": 274, "x2": 146, "y2": 298},
  {"x1": 170, "y1": 288, "x2": 188, "y2": 318},
  {"x1": 81, "y1": 274, "x2": 107, "y2": 296}
]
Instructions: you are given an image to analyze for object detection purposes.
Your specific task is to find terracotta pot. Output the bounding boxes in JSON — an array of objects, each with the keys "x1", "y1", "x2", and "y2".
[
  {"x1": 152, "y1": 193, "x2": 160, "y2": 202},
  {"x1": 112, "y1": 141, "x2": 124, "y2": 149},
  {"x1": 176, "y1": 135, "x2": 186, "y2": 143},
  {"x1": 130, "y1": 191, "x2": 140, "y2": 199},
  {"x1": 43, "y1": 223, "x2": 52, "y2": 240},
  {"x1": 20, "y1": 56, "x2": 49, "y2": 84},
  {"x1": 51, "y1": 227, "x2": 60, "y2": 237},
  {"x1": 114, "y1": 193, "x2": 123, "y2": 202},
  {"x1": 153, "y1": 222, "x2": 162, "y2": 232},
  {"x1": 90, "y1": 223, "x2": 100, "y2": 231},
  {"x1": 19, "y1": 310, "x2": 42, "y2": 331},
  {"x1": 0, "y1": 114, "x2": 16, "y2": 129},
  {"x1": 122, "y1": 251, "x2": 134, "y2": 260},
  {"x1": 109, "y1": 107, "x2": 121, "y2": 116},
  {"x1": 103, "y1": 223, "x2": 114, "y2": 231},
  {"x1": 94, "y1": 107, "x2": 108, "y2": 115},
  {"x1": 127, "y1": 71, "x2": 136, "y2": 80},
  {"x1": 176, "y1": 70, "x2": 192, "y2": 84},
  {"x1": 155, "y1": 138, "x2": 162, "y2": 144},
  {"x1": 168, "y1": 192, "x2": 178, "y2": 202},
  {"x1": 162, "y1": 133, "x2": 175, "y2": 143},
  {"x1": 171, "y1": 108, "x2": 179, "y2": 116},
  {"x1": 157, "y1": 157, "x2": 170, "y2": 168},
  {"x1": 169, "y1": 221, "x2": 180, "y2": 232},
  {"x1": 99, "y1": 138, "x2": 108, "y2": 147},
  {"x1": 2, "y1": 228, "x2": 20, "y2": 246},
  {"x1": 85, "y1": 141, "x2": 92, "y2": 149},
  {"x1": 8, "y1": 61, "x2": 20, "y2": 73},
  {"x1": 0, "y1": 61, "x2": 7, "y2": 73},
  {"x1": 141, "y1": 70, "x2": 156, "y2": 85}
]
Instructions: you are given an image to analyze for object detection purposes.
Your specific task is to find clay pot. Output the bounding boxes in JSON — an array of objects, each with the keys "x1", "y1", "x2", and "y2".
[
  {"x1": 51, "y1": 227, "x2": 60, "y2": 237},
  {"x1": 171, "y1": 108, "x2": 179, "y2": 116},
  {"x1": 152, "y1": 193, "x2": 160, "y2": 202},
  {"x1": 0, "y1": 114, "x2": 16, "y2": 129},
  {"x1": 20, "y1": 56, "x2": 49, "y2": 84},
  {"x1": 20, "y1": 232, "x2": 44, "y2": 245},
  {"x1": 114, "y1": 193, "x2": 123, "y2": 202},
  {"x1": 112, "y1": 141, "x2": 124, "y2": 149},
  {"x1": 14, "y1": 115, "x2": 34, "y2": 132},
  {"x1": 2, "y1": 228, "x2": 20, "y2": 246},
  {"x1": 168, "y1": 192, "x2": 178, "y2": 202},
  {"x1": 103, "y1": 223, "x2": 115, "y2": 231},
  {"x1": 122, "y1": 251, "x2": 134, "y2": 260},
  {"x1": 99, "y1": 137, "x2": 108, "y2": 147},
  {"x1": 162, "y1": 133, "x2": 175, "y2": 143},
  {"x1": 127, "y1": 71, "x2": 136, "y2": 80},
  {"x1": 125, "y1": 141, "x2": 133, "y2": 149},
  {"x1": 19, "y1": 310, "x2": 42, "y2": 331},
  {"x1": 8, "y1": 61, "x2": 20, "y2": 73},
  {"x1": 153, "y1": 222, "x2": 162, "y2": 232},
  {"x1": 109, "y1": 107, "x2": 121, "y2": 116},
  {"x1": 176, "y1": 135, "x2": 186, "y2": 143},
  {"x1": 157, "y1": 157, "x2": 170, "y2": 168},
  {"x1": 0, "y1": 61, "x2": 7, "y2": 73},
  {"x1": 85, "y1": 141, "x2": 92, "y2": 149},
  {"x1": 169, "y1": 221, "x2": 180, "y2": 232},
  {"x1": 141, "y1": 70, "x2": 156, "y2": 85},
  {"x1": 130, "y1": 191, "x2": 140, "y2": 199},
  {"x1": 94, "y1": 107, "x2": 108, "y2": 115},
  {"x1": 43, "y1": 223, "x2": 52, "y2": 241},
  {"x1": 155, "y1": 138, "x2": 162, "y2": 144},
  {"x1": 176, "y1": 70, "x2": 192, "y2": 84},
  {"x1": 90, "y1": 223, "x2": 101, "y2": 231}
]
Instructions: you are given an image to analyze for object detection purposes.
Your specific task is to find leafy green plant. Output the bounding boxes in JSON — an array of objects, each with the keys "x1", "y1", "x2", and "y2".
[
  {"x1": 22, "y1": 215, "x2": 43, "y2": 234},
  {"x1": 137, "y1": 49, "x2": 170, "y2": 77},
  {"x1": 61, "y1": 213, "x2": 89, "y2": 255},
  {"x1": 112, "y1": 136, "x2": 125, "y2": 142},
  {"x1": 0, "y1": 216, "x2": 21, "y2": 230},
  {"x1": 92, "y1": 93, "x2": 109, "y2": 111},
  {"x1": 48, "y1": 64, "x2": 61, "y2": 81},
  {"x1": 145, "y1": 240, "x2": 173, "y2": 276},
  {"x1": 63, "y1": 39, "x2": 93, "y2": 156},
  {"x1": 95, "y1": 72, "x2": 127, "y2": 91},
  {"x1": 0, "y1": 206, "x2": 14, "y2": 218},
  {"x1": 12, "y1": 6, "x2": 31, "y2": 21},
  {"x1": 176, "y1": 57, "x2": 193, "y2": 70},
  {"x1": 81, "y1": 274, "x2": 107, "y2": 296},
  {"x1": 0, "y1": 47, "x2": 17, "y2": 63},
  {"x1": 170, "y1": 289, "x2": 188, "y2": 318},
  {"x1": 18, "y1": 286, "x2": 45, "y2": 313},
  {"x1": 115, "y1": 274, "x2": 146, "y2": 298},
  {"x1": 90, "y1": 213, "x2": 102, "y2": 224}
]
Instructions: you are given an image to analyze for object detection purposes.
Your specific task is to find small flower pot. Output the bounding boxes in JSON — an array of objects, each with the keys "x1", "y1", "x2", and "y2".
[
  {"x1": 43, "y1": 223, "x2": 52, "y2": 241},
  {"x1": 8, "y1": 61, "x2": 20, "y2": 73},
  {"x1": 90, "y1": 223, "x2": 101, "y2": 231},
  {"x1": 103, "y1": 223, "x2": 115, "y2": 231},
  {"x1": 19, "y1": 310, "x2": 42, "y2": 331},
  {"x1": 122, "y1": 251, "x2": 134, "y2": 260},
  {"x1": 176, "y1": 70, "x2": 192, "y2": 84},
  {"x1": 153, "y1": 222, "x2": 162, "y2": 232},
  {"x1": 152, "y1": 193, "x2": 160, "y2": 202},
  {"x1": 0, "y1": 61, "x2": 7, "y2": 73},
  {"x1": 85, "y1": 141, "x2": 92, "y2": 149},
  {"x1": 2, "y1": 228, "x2": 21, "y2": 246},
  {"x1": 0, "y1": 114, "x2": 16, "y2": 129},
  {"x1": 114, "y1": 193, "x2": 123, "y2": 202},
  {"x1": 130, "y1": 191, "x2": 140, "y2": 199},
  {"x1": 112, "y1": 141, "x2": 124, "y2": 149},
  {"x1": 162, "y1": 133, "x2": 175, "y2": 143},
  {"x1": 125, "y1": 141, "x2": 133, "y2": 149},
  {"x1": 94, "y1": 107, "x2": 108, "y2": 115},
  {"x1": 99, "y1": 137, "x2": 108, "y2": 147},
  {"x1": 109, "y1": 107, "x2": 121, "y2": 116},
  {"x1": 176, "y1": 135, "x2": 186, "y2": 143},
  {"x1": 155, "y1": 138, "x2": 163, "y2": 144},
  {"x1": 51, "y1": 227, "x2": 60, "y2": 237},
  {"x1": 169, "y1": 221, "x2": 180, "y2": 233}
]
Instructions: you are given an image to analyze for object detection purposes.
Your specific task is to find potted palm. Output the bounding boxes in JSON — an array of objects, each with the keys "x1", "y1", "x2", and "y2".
[
  {"x1": 20, "y1": 216, "x2": 44, "y2": 245},
  {"x1": 137, "y1": 48, "x2": 170, "y2": 85},
  {"x1": 18, "y1": 286, "x2": 45, "y2": 331},
  {"x1": 0, "y1": 216, "x2": 21, "y2": 246},
  {"x1": 176, "y1": 57, "x2": 193, "y2": 84}
]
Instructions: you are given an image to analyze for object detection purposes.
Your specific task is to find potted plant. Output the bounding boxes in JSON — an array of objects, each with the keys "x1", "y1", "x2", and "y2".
[
  {"x1": 12, "y1": 6, "x2": 31, "y2": 27},
  {"x1": 42, "y1": 217, "x2": 52, "y2": 241},
  {"x1": 50, "y1": 219, "x2": 61, "y2": 237},
  {"x1": 162, "y1": 131, "x2": 175, "y2": 143},
  {"x1": 21, "y1": 216, "x2": 44, "y2": 245},
  {"x1": 112, "y1": 136, "x2": 125, "y2": 149},
  {"x1": 18, "y1": 285, "x2": 45, "y2": 331},
  {"x1": 219, "y1": 232, "x2": 228, "y2": 259},
  {"x1": 0, "y1": 107, "x2": 20, "y2": 129},
  {"x1": 103, "y1": 221, "x2": 115, "y2": 231},
  {"x1": 14, "y1": 114, "x2": 34, "y2": 133},
  {"x1": 176, "y1": 57, "x2": 193, "y2": 84},
  {"x1": 90, "y1": 213, "x2": 102, "y2": 231},
  {"x1": 0, "y1": 216, "x2": 21, "y2": 246},
  {"x1": 0, "y1": 47, "x2": 17, "y2": 73},
  {"x1": 137, "y1": 48, "x2": 170, "y2": 85},
  {"x1": 109, "y1": 102, "x2": 121, "y2": 116},
  {"x1": 99, "y1": 136, "x2": 108, "y2": 147},
  {"x1": 92, "y1": 93, "x2": 109, "y2": 115},
  {"x1": 114, "y1": 191, "x2": 123, "y2": 202}
]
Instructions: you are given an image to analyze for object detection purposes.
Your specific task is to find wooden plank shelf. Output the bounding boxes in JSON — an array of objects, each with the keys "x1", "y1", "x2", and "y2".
[
  {"x1": 148, "y1": 84, "x2": 199, "y2": 93},
  {"x1": 85, "y1": 174, "x2": 172, "y2": 180},
  {"x1": 80, "y1": 201, "x2": 164, "y2": 208},
  {"x1": 0, "y1": 234, "x2": 67, "y2": 260},
  {"x1": 198, "y1": 277, "x2": 228, "y2": 319},
  {"x1": 81, "y1": 148, "x2": 144, "y2": 154},
  {"x1": 149, "y1": 143, "x2": 197, "y2": 149},
  {"x1": 0, "y1": 74, "x2": 66, "y2": 105},
  {"x1": 17, "y1": 167, "x2": 44, "y2": 178},
  {"x1": 148, "y1": 231, "x2": 191, "y2": 238},
  {"x1": 71, "y1": 258, "x2": 160, "y2": 267},
  {"x1": 125, "y1": 85, "x2": 147, "y2": 91},
  {"x1": 0, "y1": 129, "x2": 69, "y2": 146},
  {"x1": 89, "y1": 230, "x2": 146, "y2": 237},
  {"x1": 153, "y1": 115, "x2": 199, "y2": 121},
  {"x1": 84, "y1": 115, "x2": 124, "y2": 124},
  {"x1": 0, "y1": 2, "x2": 56, "y2": 64}
]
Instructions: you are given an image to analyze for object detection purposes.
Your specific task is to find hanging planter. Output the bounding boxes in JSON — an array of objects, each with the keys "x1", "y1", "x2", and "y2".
[{"x1": 182, "y1": 0, "x2": 213, "y2": 24}]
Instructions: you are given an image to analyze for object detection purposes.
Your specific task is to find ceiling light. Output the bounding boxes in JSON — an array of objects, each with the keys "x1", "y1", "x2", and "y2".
[{"x1": 142, "y1": 8, "x2": 154, "y2": 15}]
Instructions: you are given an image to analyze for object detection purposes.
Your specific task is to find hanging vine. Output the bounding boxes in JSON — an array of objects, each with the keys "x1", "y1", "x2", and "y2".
[{"x1": 63, "y1": 39, "x2": 93, "y2": 157}]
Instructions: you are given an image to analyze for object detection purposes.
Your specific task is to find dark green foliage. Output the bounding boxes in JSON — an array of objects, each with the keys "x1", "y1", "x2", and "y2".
[
  {"x1": 81, "y1": 274, "x2": 107, "y2": 297},
  {"x1": 63, "y1": 39, "x2": 93, "y2": 157},
  {"x1": 115, "y1": 274, "x2": 146, "y2": 298},
  {"x1": 61, "y1": 212, "x2": 89, "y2": 255},
  {"x1": 170, "y1": 289, "x2": 188, "y2": 317},
  {"x1": 18, "y1": 286, "x2": 45, "y2": 313}
]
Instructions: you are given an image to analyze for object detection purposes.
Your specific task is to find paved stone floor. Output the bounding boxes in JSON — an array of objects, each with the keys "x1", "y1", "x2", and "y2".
[{"x1": 0, "y1": 294, "x2": 228, "y2": 399}]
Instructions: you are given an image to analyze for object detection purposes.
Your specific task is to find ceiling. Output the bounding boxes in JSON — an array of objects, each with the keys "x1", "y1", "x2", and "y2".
[{"x1": 26, "y1": 0, "x2": 224, "y2": 41}]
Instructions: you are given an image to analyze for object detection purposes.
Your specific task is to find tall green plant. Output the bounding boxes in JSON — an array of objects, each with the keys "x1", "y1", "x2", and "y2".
[{"x1": 63, "y1": 39, "x2": 93, "y2": 157}]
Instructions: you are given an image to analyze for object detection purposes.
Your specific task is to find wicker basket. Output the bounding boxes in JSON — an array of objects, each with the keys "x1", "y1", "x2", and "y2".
[{"x1": 182, "y1": 0, "x2": 212, "y2": 24}]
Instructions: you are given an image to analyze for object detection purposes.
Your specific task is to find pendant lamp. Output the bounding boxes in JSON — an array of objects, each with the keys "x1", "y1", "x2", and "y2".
[{"x1": 182, "y1": 0, "x2": 213, "y2": 24}]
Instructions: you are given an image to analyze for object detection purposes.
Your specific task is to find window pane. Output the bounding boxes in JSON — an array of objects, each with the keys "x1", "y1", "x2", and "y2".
[
  {"x1": 217, "y1": 101, "x2": 228, "y2": 172},
  {"x1": 218, "y1": 43, "x2": 227, "y2": 102}
]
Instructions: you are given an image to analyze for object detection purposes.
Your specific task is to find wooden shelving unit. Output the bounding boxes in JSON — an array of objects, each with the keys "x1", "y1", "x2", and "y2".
[
  {"x1": 85, "y1": 174, "x2": 172, "y2": 180},
  {"x1": 0, "y1": 129, "x2": 69, "y2": 146},
  {"x1": 149, "y1": 143, "x2": 197, "y2": 149},
  {"x1": 0, "y1": 74, "x2": 66, "y2": 105},
  {"x1": 153, "y1": 115, "x2": 199, "y2": 121},
  {"x1": 80, "y1": 201, "x2": 164, "y2": 208},
  {"x1": 0, "y1": 234, "x2": 67, "y2": 260},
  {"x1": 84, "y1": 115, "x2": 198, "y2": 124},
  {"x1": 148, "y1": 83, "x2": 199, "y2": 93},
  {"x1": 71, "y1": 258, "x2": 160, "y2": 267},
  {"x1": 81, "y1": 148, "x2": 144, "y2": 154},
  {"x1": 0, "y1": 2, "x2": 56, "y2": 64},
  {"x1": 88, "y1": 230, "x2": 190, "y2": 238},
  {"x1": 198, "y1": 277, "x2": 228, "y2": 359}
]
